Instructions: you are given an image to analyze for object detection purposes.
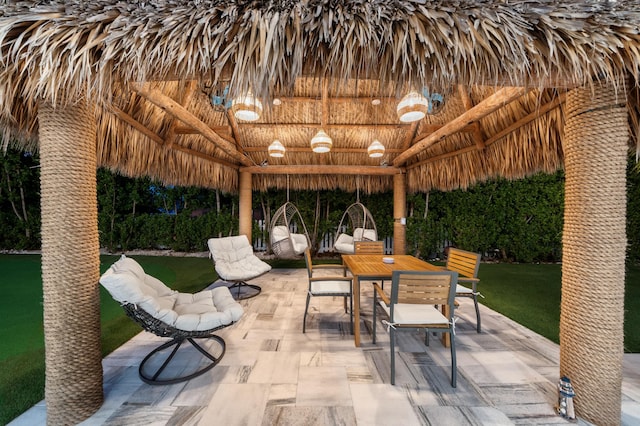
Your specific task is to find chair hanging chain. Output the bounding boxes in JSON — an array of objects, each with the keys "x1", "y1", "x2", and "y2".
[{"x1": 286, "y1": 174, "x2": 290, "y2": 202}]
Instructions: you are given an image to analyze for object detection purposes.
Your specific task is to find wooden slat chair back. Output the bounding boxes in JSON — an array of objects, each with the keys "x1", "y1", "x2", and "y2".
[
  {"x1": 354, "y1": 240, "x2": 384, "y2": 255},
  {"x1": 354, "y1": 240, "x2": 386, "y2": 290},
  {"x1": 372, "y1": 270, "x2": 458, "y2": 387},
  {"x1": 446, "y1": 247, "x2": 482, "y2": 333}
]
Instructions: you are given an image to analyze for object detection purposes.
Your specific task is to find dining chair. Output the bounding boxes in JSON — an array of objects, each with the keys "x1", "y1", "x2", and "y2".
[
  {"x1": 446, "y1": 247, "x2": 482, "y2": 332},
  {"x1": 303, "y1": 249, "x2": 353, "y2": 333},
  {"x1": 372, "y1": 270, "x2": 459, "y2": 387}
]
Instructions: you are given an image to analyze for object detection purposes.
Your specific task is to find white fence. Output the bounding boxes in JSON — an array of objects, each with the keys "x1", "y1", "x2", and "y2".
[{"x1": 252, "y1": 220, "x2": 394, "y2": 254}]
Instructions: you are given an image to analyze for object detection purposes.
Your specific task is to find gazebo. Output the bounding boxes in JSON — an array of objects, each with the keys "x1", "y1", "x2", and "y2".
[{"x1": 1, "y1": 2, "x2": 638, "y2": 425}]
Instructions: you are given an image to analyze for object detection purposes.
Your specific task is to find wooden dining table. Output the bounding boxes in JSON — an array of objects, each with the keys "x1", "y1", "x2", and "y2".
[{"x1": 342, "y1": 254, "x2": 444, "y2": 347}]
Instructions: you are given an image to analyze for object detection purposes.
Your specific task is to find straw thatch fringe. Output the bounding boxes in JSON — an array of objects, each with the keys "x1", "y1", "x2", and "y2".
[
  {"x1": 2, "y1": 1, "x2": 640, "y2": 126},
  {"x1": 1, "y1": 1, "x2": 639, "y2": 192}
]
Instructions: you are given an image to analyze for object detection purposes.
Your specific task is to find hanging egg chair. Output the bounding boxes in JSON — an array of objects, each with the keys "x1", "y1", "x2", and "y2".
[
  {"x1": 270, "y1": 201, "x2": 311, "y2": 258},
  {"x1": 333, "y1": 202, "x2": 378, "y2": 254}
]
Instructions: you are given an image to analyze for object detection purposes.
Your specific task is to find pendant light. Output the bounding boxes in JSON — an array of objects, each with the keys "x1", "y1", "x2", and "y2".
[
  {"x1": 310, "y1": 130, "x2": 332, "y2": 153},
  {"x1": 368, "y1": 99, "x2": 385, "y2": 158},
  {"x1": 232, "y1": 91, "x2": 263, "y2": 121},
  {"x1": 396, "y1": 90, "x2": 429, "y2": 122}
]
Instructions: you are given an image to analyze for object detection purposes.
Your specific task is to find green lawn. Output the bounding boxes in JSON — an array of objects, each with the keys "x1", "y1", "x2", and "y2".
[{"x1": 0, "y1": 254, "x2": 638, "y2": 424}]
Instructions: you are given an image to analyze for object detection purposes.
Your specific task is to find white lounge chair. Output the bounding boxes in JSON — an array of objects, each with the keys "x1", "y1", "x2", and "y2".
[
  {"x1": 207, "y1": 235, "x2": 272, "y2": 299},
  {"x1": 100, "y1": 255, "x2": 243, "y2": 385}
]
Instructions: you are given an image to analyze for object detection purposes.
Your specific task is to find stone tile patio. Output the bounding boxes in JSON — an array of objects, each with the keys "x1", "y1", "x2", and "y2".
[{"x1": 10, "y1": 268, "x2": 640, "y2": 425}]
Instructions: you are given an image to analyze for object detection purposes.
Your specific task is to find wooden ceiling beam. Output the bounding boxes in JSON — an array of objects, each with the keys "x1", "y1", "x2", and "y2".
[
  {"x1": 111, "y1": 106, "x2": 164, "y2": 144},
  {"x1": 236, "y1": 122, "x2": 409, "y2": 130},
  {"x1": 175, "y1": 125, "x2": 231, "y2": 134},
  {"x1": 458, "y1": 85, "x2": 486, "y2": 149},
  {"x1": 392, "y1": 86, "x2": 528, "y2": 166},
  {"x1": 109, "y1": 105, "x2": 238, "y2": 169},
  {"x1": 133, "y1": 84, "x2": 252, "y2": 166},
  {"x1": 407, "y1": 93, "x2": 567, "y2": 170},
  {"x1": 484, "y1": 92, "x2": 567, "y2": 147},
  {"x1": 164, "y1": 80, "x2": 198, "y2": 149},
  {"x1": 241, "y1": 164, "x2": 402, "y2": 175},
  {"x1": 242, "y1": 146, "x2": 403, "y2": 154}
]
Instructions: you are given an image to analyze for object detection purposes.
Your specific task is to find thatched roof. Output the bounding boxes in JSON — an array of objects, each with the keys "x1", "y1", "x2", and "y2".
[{"x1": 1, "y1": 0, "x2": 639, "y2": 194}]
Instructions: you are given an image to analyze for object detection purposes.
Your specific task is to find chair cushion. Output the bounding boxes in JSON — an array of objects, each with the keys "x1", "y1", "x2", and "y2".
[
  {"x1": 290, "y1": 233, "x2": 309, "y2": 254},
  {"x1": 271, "y1": 225, "x2": 289, "y2": 243},
  {"x1": 334, "y1": 233, "x2": 355, "y2": 254},
  {"x1": 392, "y1": 303, "x2": 449, "y2": 325},
  {"x1": 353, "y1": 227, "x2": 377, "y2": 241},
  {"x1": 100, "y1": 255, "x2": 244, "y2": 332},
  {"x1": 310, "y1": 280, "x2": 351, "y2": 295},
  {"x1": 208, "y1": 236, "x2": 272, "y2": 281}
]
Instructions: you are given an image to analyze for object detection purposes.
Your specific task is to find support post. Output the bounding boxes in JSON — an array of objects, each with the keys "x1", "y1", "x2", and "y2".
[
  {"x1": 38, "y1": 101, "x2": 103, "y2": 424},
  {"x1": 239, "y1": 171, "x2": 253, "y2": 241},
  {"x1": 561, "y1": 81, "x2": 627, "y2": 425},
  {"x1": 393, "y1": 173, "x2": 406, "y2": 254}
]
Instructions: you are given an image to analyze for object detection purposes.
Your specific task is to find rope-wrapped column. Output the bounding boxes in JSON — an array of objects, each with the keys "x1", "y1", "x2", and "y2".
[
  {"x1": 393, "y1": 173, "x2": 406, "y2": 254},
  {"x1": 239, "y1": 171, "x2": 252, "y2": 241},
  {"x1": 562, "y1": 82, "x2": 627, "y2": 425},
  {"x1": 39, "y1": 101, "x2": 103, "y2": 425}
]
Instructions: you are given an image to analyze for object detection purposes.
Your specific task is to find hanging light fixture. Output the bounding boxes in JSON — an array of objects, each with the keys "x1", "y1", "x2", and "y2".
[
  {"x1": 367, "y1": 139, "x2": 385, "y2": 158},
  {"x1": 396, "y1": 90, "x2": 429, "y2": 122},
  {"x1": 310, "y1": 129, "x2": 332, "y2": 153},
  {"x1": 232, "y1": 91, "x2": 263, "y2": 121},
  {"x1": 368, "y1": 99, "x2": 385, "y2": 158},
  {"x1": 268, "y1": 140, "x2": 286, "y2": 158}
]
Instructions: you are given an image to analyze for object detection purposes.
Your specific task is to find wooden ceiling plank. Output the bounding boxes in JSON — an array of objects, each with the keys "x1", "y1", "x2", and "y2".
[
  {"x1": 392, "y1": 87, "x2": 528, "y2": 167},
  {"x1": 133, "y1": 84, "x2": 252, "y2": 166}
]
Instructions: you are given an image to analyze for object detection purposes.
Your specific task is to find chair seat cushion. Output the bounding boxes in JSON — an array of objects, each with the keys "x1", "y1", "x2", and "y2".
[
  {"x1": 334, "y1": 233, "x2": 355, "y2": 254},
  {"x1": 310, "y1": 280, "x2": 351, "y2": 295},
  {"x1": 290, "y1": 233, "x2": 309, "y2": 254},
  {"x1": 392, "y1": 303, "x2": 449, "y2": 326}
]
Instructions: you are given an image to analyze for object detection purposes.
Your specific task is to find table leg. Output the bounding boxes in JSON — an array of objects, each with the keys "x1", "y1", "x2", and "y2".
[{"x1": 353, "y1": 275, "x2": 361, "y2": 347}]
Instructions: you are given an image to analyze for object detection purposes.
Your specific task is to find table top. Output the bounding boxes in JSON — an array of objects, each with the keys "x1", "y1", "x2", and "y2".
[{"x1": 342, "y1": 254, "x2": 442, "y2": 278}]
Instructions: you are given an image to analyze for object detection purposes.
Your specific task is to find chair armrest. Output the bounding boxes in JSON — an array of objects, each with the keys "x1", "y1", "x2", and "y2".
[
  {"x1": 373, "y1": 283, "x2": 390, "y2": 305},
  {"x1": 457, "y1": 276, "x2": 479, "y2": 291}
]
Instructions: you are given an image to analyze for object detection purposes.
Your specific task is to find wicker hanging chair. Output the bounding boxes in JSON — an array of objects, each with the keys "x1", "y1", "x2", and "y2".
[
  {"x1": 270, "y1": 201, "x2": 311, "y2": 258},
  {"x1": 333, "y1": 202, "x2": 378, "y2": 254}
]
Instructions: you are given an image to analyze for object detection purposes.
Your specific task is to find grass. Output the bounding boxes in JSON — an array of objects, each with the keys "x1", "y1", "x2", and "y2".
[
  {"x1": 0, "y1": 254, "x2": 217, "y2": 425},
  {"x1": 0, "y1": 254, "x2": 638, "y2": 424}
]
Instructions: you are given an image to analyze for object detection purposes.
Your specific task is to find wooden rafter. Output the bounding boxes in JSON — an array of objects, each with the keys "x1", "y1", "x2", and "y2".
[
  {"x1": 407, "y1": 92, "x2": 567, "y2": 170},
  {"x1": 164, "y1": 80, "x2": 198, "y2": 149},
  {"x1": 393, "y1": 87, "x2": 528, "y2": 166},
  {"x1": 458, "y1": 85, "x2": 486, "y2": 149},
  {"x1": 134, "y1": 84, "x2": 252, "y2": 166},
  {"x1": 401, "y1": 121, "x2": 420, "y2": 152},
  {"x1": 109, "y1": 105, "x2": 238, "y2": 169}
]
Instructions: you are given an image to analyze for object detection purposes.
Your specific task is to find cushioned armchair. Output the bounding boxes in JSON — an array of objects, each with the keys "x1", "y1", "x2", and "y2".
[
  {"x1": 100, "y1": 255, "x2": 243, "y2": 385},
  {"x1": 207, "y1": 235, "x2": 272, "y2": 299}
]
